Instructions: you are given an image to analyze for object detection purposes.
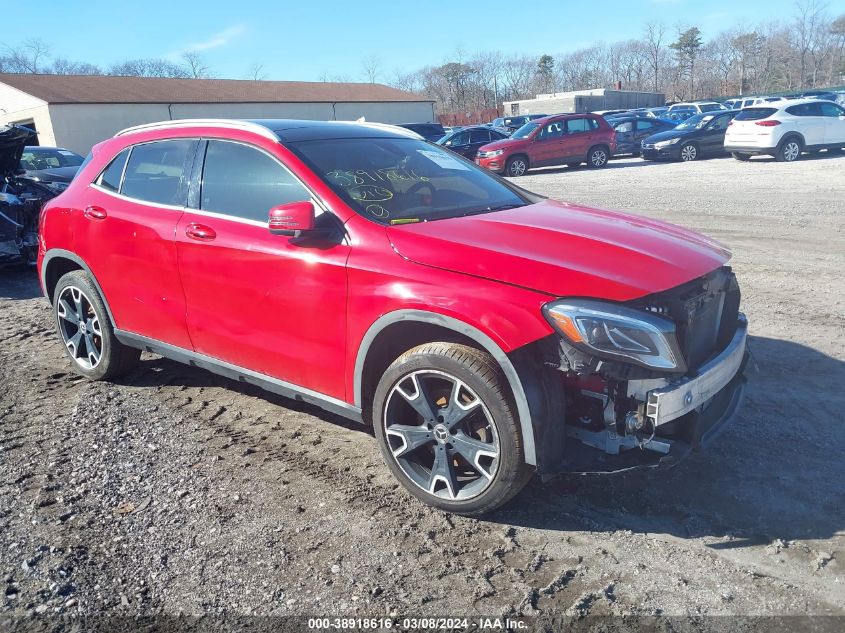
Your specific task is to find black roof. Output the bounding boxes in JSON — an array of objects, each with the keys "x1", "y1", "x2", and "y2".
[{"x1": 248, "y1": 119, "x2": 416, "y2": 142}]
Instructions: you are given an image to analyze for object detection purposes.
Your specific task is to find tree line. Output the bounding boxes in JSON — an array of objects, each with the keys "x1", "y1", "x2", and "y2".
[{"x1": 388, "y1": 3, "x2": 844, "y2": 112}]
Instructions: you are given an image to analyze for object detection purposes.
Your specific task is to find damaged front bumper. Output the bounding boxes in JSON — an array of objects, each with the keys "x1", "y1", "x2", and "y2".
[{"x1": 555, "y1": 315, "x2": 748, "y2": 474}]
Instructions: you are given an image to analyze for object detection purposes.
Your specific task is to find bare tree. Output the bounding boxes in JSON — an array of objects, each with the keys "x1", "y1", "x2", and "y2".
[
  {"x1": 361, "y1": 55, "x2": 381, "y2": 83},
  {"x1": 247, "y1": 63, "x2": 267, "y2": 81},
  {"x1": 182, "y1": 51, "x2": 210, "y2": 79},
  {"x1": 645, "y1": 22, "x2": 666, "y2": 92}
]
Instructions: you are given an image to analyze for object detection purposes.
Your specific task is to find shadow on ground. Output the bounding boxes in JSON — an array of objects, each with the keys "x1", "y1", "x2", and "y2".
[{"x1": 495, "y1": 335, "x2": 845, "y2": 548}]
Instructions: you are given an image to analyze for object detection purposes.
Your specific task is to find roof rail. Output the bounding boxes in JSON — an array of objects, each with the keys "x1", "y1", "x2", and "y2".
[{"x1": 115, "y1": 119, "x2": 278, "y2": 141}]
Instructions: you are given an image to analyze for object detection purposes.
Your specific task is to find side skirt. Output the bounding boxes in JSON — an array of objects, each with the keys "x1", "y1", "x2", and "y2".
[{"x1": 114, "y1": 330, "x2": 364, "y2": 424}]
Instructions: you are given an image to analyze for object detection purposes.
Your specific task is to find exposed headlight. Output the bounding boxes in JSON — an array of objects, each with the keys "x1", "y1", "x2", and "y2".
[
  {"x1": 478, "y1": 149, "x2": 504, "y2": 158},
  {"x1": 543, "y1": 299, "x2": 685, "y2": 372},
  {"x1": 654, "y1": 138, "x2": 680, "y2": 148}
]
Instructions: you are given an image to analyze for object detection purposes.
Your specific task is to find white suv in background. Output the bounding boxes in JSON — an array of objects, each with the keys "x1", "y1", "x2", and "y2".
[{"x1": 725, "y1": 98, "x2": 845, "y2": 162}]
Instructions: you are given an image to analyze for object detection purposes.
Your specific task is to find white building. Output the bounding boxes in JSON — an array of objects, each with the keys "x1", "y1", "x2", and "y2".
[
  {"x1": 505, "y1": 88, "x2": 665, "y2": 116},
  {"x1": 0, "y1": 73, "x2": 436, "y2": 154}
]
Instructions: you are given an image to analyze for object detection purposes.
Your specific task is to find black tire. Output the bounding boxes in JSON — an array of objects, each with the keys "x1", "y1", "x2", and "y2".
[
  {"x1": 587, "y1": 145, "x2": 609, "y2": 168},
  {"x1": 731, "y1": 152, "x2": 751, "y2": 161},
  {"x1": 776, "y1": 137, "x2": 802, "y2": 162},
  {"x1": 372, "y1": 342, "x2": 532, "y2": 516},
  {"x1": 505, "y1": 155, "x2": 529, "y2": 177},
  {"x1": 679, "y1": 142, "x2": 699, "y2": 162},
  {"x1": 53, "y1": 271, "x2": 140, "y2": 381}
]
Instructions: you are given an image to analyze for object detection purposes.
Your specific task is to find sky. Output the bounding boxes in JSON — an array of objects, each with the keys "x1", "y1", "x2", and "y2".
[{"x1": 8, "y1": 0, "x2": 842, "y2": 82}]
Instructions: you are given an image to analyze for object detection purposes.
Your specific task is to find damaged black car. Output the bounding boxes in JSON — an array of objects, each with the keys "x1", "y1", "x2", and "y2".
[{"x1": 0, "y1": 124, "x2": 67, "y2": 268}]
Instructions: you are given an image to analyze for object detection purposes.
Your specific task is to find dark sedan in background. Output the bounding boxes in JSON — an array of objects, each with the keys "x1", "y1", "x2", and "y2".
[
  {"x1": 641, "y1": 110, "x2": 740, "y2": 161},
  {"x1": 607, "y1": 115, "x2": 676, "y2": 155},
  {"x1": 19, "y1": 146, "x2": 85, "y2": 193},
  {"x1": 437, "y1": 126, "x2": 510, "y2": 159},
  {"x1": 397, "y1": 123, "x2": 447, "y2": 142}
]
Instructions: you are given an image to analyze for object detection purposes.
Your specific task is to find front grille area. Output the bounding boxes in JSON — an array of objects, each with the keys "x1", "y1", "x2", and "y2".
[{"x1": 633, "y1": 266, "x2": 740, "y2": 372}]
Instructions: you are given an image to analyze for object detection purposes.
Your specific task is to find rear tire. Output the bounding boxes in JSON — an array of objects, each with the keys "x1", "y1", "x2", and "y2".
[
  {"x1": 372, "y1": 342, "x2": 532, "y2": 516},
  {"x1": 53, "y1": 271, "x2": 140, "y2": 381},
  {"x1": 776, "y1": 137, "x2": 802, "y2": 162},
  {"x1": 587, "y1": 146, "x2": 609, "y2": 168},
  {"x1": 505, "y1": 155, "x2": 528, "y2": 177},
  {"x1": 731, "y1": 152, "x2": 751, "y2": 161}
]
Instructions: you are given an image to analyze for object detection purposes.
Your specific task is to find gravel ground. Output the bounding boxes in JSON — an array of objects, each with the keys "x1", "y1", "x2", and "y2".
[{"x1": 1, "y1": 152, "x2": 844, "y2": 627}]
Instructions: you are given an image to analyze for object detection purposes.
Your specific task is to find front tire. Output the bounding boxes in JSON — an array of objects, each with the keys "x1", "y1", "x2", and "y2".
[
  {"x1": 505, "y1": 155, "x2": 528, "y2": 177},
  {"x1": 679, "y1": 142, "x2": 698, "y2": 162},
  {"x1": 53, "y1": 271, "x2": 140, "y2": 381},
  {"x1": 372, "y1": 343, "x2": 531, "y2": 516},
  {"x1": 776, "y1": 137, "x2": 802, "y2": 162}
]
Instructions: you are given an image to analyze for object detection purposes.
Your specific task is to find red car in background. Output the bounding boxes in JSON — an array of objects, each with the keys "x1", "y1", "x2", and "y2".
[
  {"x1": 475, "y1": 113, "x2": 617, "y2": 176},
  {"x1": 37, "y1": 119, "x2": 746, "y2": 516}
]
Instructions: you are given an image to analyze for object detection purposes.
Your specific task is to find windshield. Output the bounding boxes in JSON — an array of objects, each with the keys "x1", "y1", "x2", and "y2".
[
  {"x1": 288, "y1": 138, "x2": 529, "y2": 225},
  {"x1": 19, "y1": 148, "x2": 84, "y2": 170},
  {"x1": 511, "y1": 122, "x2": 540, "y2": 139},
  {"x1": 675, "y1": 113, "x2": 715, "y2": 130}
]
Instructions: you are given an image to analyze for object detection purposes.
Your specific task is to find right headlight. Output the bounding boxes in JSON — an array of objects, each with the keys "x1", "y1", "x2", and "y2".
[
  {"x1": 654, "y1": 138, "x2": 681, "y2": 148},
  {"x1": 543, "y1": 299, "x2": 685, "y2": 372}
]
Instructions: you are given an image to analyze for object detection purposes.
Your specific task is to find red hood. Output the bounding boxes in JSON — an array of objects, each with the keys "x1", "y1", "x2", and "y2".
[
  {"x1": 479, "y1": 137, "x2": 528, "y2": 152},
  {"x1": 386, "y1": 199, "x2": 731, "y2": 301}
]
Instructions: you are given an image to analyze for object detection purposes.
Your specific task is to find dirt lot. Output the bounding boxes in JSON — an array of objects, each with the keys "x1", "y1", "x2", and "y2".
[{"x1": 1, "y1": 152, "x2": 844, "y2": 626}]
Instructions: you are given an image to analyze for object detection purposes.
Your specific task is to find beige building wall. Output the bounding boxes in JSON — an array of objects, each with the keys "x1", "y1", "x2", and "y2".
[
  {"x1": 17, "y1": 100, "x2": 436, "y2": 155},
  {"x1": 0, "y1": 82, "x2": 55, "y2": 145}
]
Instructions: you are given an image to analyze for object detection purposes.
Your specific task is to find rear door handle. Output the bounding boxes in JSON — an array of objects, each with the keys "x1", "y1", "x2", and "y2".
[
  {"x1": 185, "y1": 222, "x2": 217, "y2": 241},
  {"x1": 84, "y1": 206, "x2": 107, "y2": 220}
]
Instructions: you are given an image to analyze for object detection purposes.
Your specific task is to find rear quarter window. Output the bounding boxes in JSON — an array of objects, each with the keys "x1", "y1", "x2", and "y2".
[
  {"x1": 734, "y1": 108, "x2": 777, "y2": 121},
  {"x1": 96, "y1": 148, "x2": 131, "y2": 192}
]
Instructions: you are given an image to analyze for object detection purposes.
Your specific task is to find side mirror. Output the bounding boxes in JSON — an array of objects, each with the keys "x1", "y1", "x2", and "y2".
[{"x1": 268, "y1": 201, "x2": 315, "y2": 237}]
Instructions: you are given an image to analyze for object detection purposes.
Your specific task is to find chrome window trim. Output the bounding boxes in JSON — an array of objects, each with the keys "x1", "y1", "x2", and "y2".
[{"x1": 89, "y1": 183, "x2": 186, "y2": 212}]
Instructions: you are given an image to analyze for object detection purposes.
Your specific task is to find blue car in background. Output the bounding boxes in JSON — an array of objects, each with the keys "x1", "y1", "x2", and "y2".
[{"x1": 606, "y1": 115, "x2": 676, "y2": 155}]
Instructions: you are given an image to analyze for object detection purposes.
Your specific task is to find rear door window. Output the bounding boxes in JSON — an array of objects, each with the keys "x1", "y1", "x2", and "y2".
[
  {"x1": 469, "y1": 130, "x2": 491, "y2": 144},
  {"x1": 819, "y1": 102, "x2": 845, "y2": 117},
  {"x1": 566, "y1": 118, "x2": 592, "y2": 134},
  {"x1": 734, "y1": 108, "x2": 777, "y2": 121},
  {"x1": 200, "y1": 140, "x2": 311, "y2": 223},
  {"x1": 636, "y1": 120, "x2": 655, "y2": 131},
  {"x1": 786, "y1": 103, "x2": 822, "y2": 117},
  {"x1": 120, "y1": 140, "x2": 195, "y2": 206}
]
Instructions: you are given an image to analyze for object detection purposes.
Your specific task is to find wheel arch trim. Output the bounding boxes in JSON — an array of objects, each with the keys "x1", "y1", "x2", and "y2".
[
  {"x1": 354, "y1": 309, "x2": 537, "y2": 465},
  {"x1": 41, "y1": 249, "x2": 117, "y2": 326}
]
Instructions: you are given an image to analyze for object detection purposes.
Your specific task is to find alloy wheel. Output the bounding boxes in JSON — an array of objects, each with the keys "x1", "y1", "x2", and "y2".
[
  {"x1": 383, "y1": 370, "x2": 500, "y2": 501},
  {"x1": 680, "y1": 144, "x2": 697, "y2": 161},
  {"x1": 783, "y1": 141, "x2": 800, "y2": 162},
  {"x1": 590, "y1": 149, "x2": 608, "y2": 167},
  {"x1": 56, "y1": 286, "x2": 103, "y2": 370},
  {"x1": 508, "y1": 159, "x2": 527, "y2": 176}
]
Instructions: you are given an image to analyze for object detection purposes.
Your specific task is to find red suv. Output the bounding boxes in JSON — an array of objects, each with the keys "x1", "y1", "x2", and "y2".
[
  {"x1": 38, "y1": 119, "x2": 747, "y2": 515},
  {"x1": 475, "y1": 113, "x2": 617, "y2": 176}
]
